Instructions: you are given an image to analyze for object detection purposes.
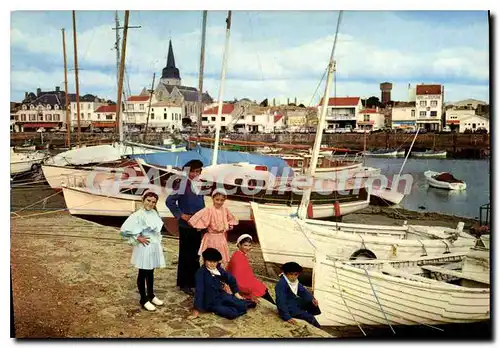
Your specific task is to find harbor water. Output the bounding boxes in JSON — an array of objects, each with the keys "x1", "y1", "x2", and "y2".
[{"x1": 363, "y1": 157, "x2": 490, "y2": 219}]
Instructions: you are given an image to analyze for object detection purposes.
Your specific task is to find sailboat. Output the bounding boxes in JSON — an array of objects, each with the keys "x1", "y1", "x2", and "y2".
[{"x1": 250, "y1": 11, "x2": 477, "y2": 274}]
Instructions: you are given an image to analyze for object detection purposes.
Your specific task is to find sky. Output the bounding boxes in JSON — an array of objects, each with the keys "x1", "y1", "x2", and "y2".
[{"x1": 10, "y1": 10, "x2": 490, "y2": 105}]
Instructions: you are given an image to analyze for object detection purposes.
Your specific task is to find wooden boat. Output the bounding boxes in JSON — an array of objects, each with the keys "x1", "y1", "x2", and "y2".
[
  {"x1": 313, "y1": 252, "x2": 489, "y2": 327},
  {"x1": 364, "y1": 149, "x2": 398, "y2": 158},
  {"x1": 10, "y1": 148, "x2": 48, "y2": 175},
  {"x1": 412, "y1": 150, "x2": 447, "y2": 159},
  {"x1": 250, "y1": 201, "x2": 476, "y2": 271},
  {"x1": 42, "y1": 159, "x2": 142, "y2": 190},
  {"x1": 424, "y1": 170, "x2": 466, "y2": 190}
]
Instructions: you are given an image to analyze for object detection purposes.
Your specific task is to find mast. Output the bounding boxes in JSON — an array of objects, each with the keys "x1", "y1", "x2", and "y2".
[
  {"x1": 211, "y1": 11, "x2": 232, "y2": 166},
  {"x1": 115, "y1": 11, "x2": 121, "y2": 98},
  {"x1": 116, "y1": 11, "x2": 130, "y2": 143},
  {"x1": 144, "y1": 72, "x2": 156, "y2": 143},
  {"x1": 72, "y1": 11, "x2": 81, "y2": 147},
  {"x1": 297, "y1": 11, "x2": 343, "y2": 220},
  {"x1": 197, "y1": 10, "x2": 208, "y2": 135},
  {"x1": 61, "y1": 28, "x2": 71, "y2": 148}
]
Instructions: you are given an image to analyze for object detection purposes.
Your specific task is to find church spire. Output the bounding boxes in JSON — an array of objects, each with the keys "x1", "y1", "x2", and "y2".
[
  {"x1": 162, "y1": 39, "x2": 181, "y2": 81},
  {"x1": 166, "y1": 39, "x2": 176, "y2": 68}
]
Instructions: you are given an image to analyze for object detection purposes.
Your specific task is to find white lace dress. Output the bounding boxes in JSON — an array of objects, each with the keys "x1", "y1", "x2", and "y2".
[{"x1": 120, "y1": 208, "x2": 166, "y2": 270}]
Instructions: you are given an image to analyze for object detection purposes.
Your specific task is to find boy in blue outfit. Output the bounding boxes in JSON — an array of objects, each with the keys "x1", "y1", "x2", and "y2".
[
  {"x1": 189, "y1": 248, "x2": 256, "y2": 320},
  {"x1": 275, "y1": 262, "x2": 321, "y2": 328}
]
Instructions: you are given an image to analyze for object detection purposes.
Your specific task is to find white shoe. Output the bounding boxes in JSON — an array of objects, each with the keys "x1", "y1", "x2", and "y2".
[
  {"x1": 143, "y1": 301, "x2": 156, "y2": 311},
  {"x1": 151, "y1": 297, "x2": 164, "y2": 306}
]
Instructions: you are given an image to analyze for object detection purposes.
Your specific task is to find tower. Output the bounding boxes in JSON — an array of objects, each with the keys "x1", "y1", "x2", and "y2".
[
  {"x1": 380, "y1": 82, "x2": 392, "y2": 104},
  {"x1": 160, "y1": 40, "x2": 181, "y2": 86}
]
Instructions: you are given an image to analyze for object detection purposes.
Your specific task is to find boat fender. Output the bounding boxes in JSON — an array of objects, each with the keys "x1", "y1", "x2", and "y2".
[
  {"x1": 307, "y1": 202, "x2": 314, "y2": 219},
  {"x1": 334, "y1": 200, "x2": 340, "y2": 217}
]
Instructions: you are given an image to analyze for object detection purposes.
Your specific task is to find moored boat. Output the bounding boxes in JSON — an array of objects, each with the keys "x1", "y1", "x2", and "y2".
[
  {"x1": 424, "y1": 170, "x2": 467, "y2": 190},
  {"x1": 412, "y1": 150, "x2": 447, "y2": 159}
]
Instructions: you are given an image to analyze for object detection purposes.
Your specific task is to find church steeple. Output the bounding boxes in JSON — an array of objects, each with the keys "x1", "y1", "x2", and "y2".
[{"x1": 161, "y1": 39, "x2": 181, "y2": 84}]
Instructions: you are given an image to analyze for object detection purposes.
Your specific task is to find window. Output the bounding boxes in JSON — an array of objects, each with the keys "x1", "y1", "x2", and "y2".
[
  {"x1": 221, "y1": 117, "x2": 225, "y2": 121},
  {"x1": 430, "y1": 100, "x2": 438, "y2": 107},
  {"x1": 38, "y1": 115, "x2": 44, "y2": 121},
  {"x1": 55, "y1": 105, "x2": 59, "y2": 110},
  {"x1": 47, "y1": 114, "x2": 52, "y2": 121},
  {"x1": 29, "y1": 115, "x2": 36, "y2": 121},
  {"x1": 88, "y1": 104, "x2": 91, "y2": 109},
  {"x1": 211, "y1": 117, "x2": 216, "y2": 121},
  {"x1": 363, "y1": 115, "x2": 370, "y2": 122},
  {"x1": 97, "y1": 115, "x2": 101, "y2": 120},
  {"x1": 252, "y1": 116, "x2": 256, "y2": 122},
  {"x1": 22, "y1": 105, "x2": 27, "y2": 110},
  {"x1": 202, "y1": 117, "x2": 208, "y2": 121},
  {"x1": 127, "y1": 104, "x2": 133, "y2": 110},
  {"x1": 151, "y1": 114, "x2": 154, "y2": 120},
  {"x1": 88, "y1": 113, "x2": 91, "y2": 118},
  {"x1": 106, "y1": 115, "x2": 113, "y2": 120},
  {"x1": 140, "y1": 104, "x2": 144, "y2": 110},
  {"x1": 419, "y1": 111, "x2": 426, "y2": 117},
  {"x1": 54, "y1": 115, "x2": 60, "y2": 121},
  {"x1": 430, "y1": 111, "x2": 437, "y2": 117},
  {"x1": 47, "y1": 105, "x2": 51, "y2": 110},
  {"x1": 164, "y1": 108, "x2": 167, "y2": 111},
  {"x1": 164, "y1": 113, "x2": 167, "y2": 120},
  {"x1": 21, "y1": 115, "x2": 26, "y2": 121},
  {"x1": 74, "y1": 113, "x2": 77, "y2": 118},
  {"x1": 411, "y1": 110, "x2": 415, "y2": 117},
  {"x1": 420, "y1": 101, "x2": 427, "y2": 107}
]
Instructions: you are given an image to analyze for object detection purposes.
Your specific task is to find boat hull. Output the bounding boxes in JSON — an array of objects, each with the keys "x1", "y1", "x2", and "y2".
[
  {"x1": 251, "y1": 202, "x2": 476, "y2": 270},
  {"x1": 313, "y1": 253, "x2": 490, "y2": 326},
  {"x1": 424, "y1": 171, "x2": 467, "y2": 190},
  {"x1": 413, "y1": 151, "x2": 447, "y2": 159}
]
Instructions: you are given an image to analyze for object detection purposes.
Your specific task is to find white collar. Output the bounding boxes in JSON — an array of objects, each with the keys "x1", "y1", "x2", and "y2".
[
  {"x1": 207, "y1": 267, "x2": 221, "y2": 276},
  {"x1": 283, "y1": 274, "x2": 299, "y2": 295}
]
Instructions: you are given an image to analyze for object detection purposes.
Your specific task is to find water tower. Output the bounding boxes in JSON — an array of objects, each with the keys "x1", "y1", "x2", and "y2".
[{"x1": 380, "y1": 82, "x2": 393, "y2": 104}]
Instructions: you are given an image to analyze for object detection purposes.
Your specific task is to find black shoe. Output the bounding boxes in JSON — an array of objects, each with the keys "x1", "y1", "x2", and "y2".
[{"x1": 181, "y1": 287, "x2": 194, "y2": 296}]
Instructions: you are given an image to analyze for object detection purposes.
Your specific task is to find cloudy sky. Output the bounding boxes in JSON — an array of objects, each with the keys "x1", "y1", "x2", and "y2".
[{"x1": 10, "y1": 10, "x2": 489, "y2": 105}]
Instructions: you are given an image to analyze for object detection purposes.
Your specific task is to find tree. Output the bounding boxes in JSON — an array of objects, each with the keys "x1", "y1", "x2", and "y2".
[{"x1": 365, "y1": 96, "x2": 381, "y2": 108}]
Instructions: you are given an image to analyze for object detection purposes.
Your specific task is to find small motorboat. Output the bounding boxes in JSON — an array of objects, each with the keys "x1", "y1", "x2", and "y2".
[
  {"x1": 364, "y1": 149, "x2": 398, "y2": 158},
  {"x1": 424, "y1": 170, "x2": 466, "y2": 190},
  {"x1": 412, "y1": 150, "x2": 447, "y2": 159}
]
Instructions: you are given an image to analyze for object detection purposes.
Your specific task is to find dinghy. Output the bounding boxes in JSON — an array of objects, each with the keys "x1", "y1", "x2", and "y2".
[
  {"x1": 364, "y1": 149, "x2": 398, "y2": 158},
  {"x1": 424, "y1": 170, "x2": 466, "y2": 190},
  {"x1": 313, "y1": 252, "x2": 489, "y2": 327},
  {"x1": 10, "y1": 148, "x2": 48, "y2": 175},
  {"x1": 412, "y1": 150, "x2": 447, "y2": 159}
]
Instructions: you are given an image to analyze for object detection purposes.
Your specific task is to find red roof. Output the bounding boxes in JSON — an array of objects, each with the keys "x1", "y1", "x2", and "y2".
[
  {"x1": 203, "y1": 104, "x2": 235, "y2": 115},
  {"x1": 319, "y1": 97, "x2": 360, "y2": 107},
  {"x1": 95, "y1": 105, "x2": 118, "y2": 113},
  {"x1": 416, "y1": 85, "x2": 442, "y2": 95},
  {"x1": 274, "y1": 114, "x2": 283, "y2": 123},
  {"x1": 127, "y1": 96, "x2": 150, "y2": 102},
  {"x1": 23, "y1": 123, "x2": 58, "y2": 128},
  {"x1": 359, "y1": 108, "x2": 378, "y2": 114}
]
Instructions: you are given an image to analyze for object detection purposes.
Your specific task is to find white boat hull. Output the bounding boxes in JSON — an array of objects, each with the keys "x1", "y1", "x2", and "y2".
[
  {"x1": 413, "y1": 151, "x2": 447, "y2": 159},
  {"x1": 364, "y1": 151, "x2": 398, "y2": 158},
  {"x1": 10, "y1": 152, "x2": 47, "y2": 175},
  {"x1": 251, "y1": 202, "x2": 476, "y2": 269},
  {"x1": 424, "y1": 171, "x2": 467, "y2": 190},
  {"x1": 313, "y1": 253, "x2": 490, "y2": 326}
]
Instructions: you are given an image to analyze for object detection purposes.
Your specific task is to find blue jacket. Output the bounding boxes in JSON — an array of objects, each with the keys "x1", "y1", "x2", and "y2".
[
  {"x1": 275, "y1": 276, "x2": 314, "y2": 321},
  {"x1": 165, "y1": 179, "x2": 205, "y2": 228},
  {"x1": 194, "y1": 265, "x2": 240, "y2": 312}
]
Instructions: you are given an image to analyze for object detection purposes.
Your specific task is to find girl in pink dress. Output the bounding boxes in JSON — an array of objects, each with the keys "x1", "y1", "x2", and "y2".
[{"x1": 188, "y1": 189, "x2": 238, "y2": 268}]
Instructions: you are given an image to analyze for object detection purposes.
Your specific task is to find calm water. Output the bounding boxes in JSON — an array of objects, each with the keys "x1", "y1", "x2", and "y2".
[{"x1": 363, "y1": 157, "x2": 491, "y2": 219}]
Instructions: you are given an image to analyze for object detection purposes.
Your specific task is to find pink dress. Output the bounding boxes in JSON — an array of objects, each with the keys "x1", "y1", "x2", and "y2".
[{"x1": 188, "y1": 205, "x2": 239, "y2": 265}]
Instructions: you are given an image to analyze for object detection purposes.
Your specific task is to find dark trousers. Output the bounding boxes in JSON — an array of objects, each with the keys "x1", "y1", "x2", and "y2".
[
  {"x1": 137, "y1": 269, "x2": 155, "y2": 305},
  {"x1": 209, "y1": 293, "x2": 248, "y2": 320},
  {"x1": 177, "y1": 225, "x2": 202, "y2": 288},
  {"x1": 294, "y1": 299, "x2": 321, "y2": 328}
]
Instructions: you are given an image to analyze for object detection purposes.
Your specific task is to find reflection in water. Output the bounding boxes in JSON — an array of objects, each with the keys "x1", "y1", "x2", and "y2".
[{"x1": 363, "y1": 157, "x2": 490, "y2": 218}]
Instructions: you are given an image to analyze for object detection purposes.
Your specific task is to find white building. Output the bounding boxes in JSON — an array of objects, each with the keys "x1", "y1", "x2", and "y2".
[
  {"x1": 123, "y1": 95, "x2": 184, "y2": 132},
  {"x1": 321, "y1": 97, "x2": 362, "y2": 130},
  {"x1": 15, "y1": 87, "x2": 72, "y2": 132},
  {"x1": 459, "y1": 114, "x2": 489, "y2": 133},
  {"x1": 415, "y1": 84, "x2": 444, "y2": 131},
  {"x1": 446, "y1": 100, "x2": 490, "y2": 133},
  {"x1": 391, "y1": 102, "x2": 416, "y2": 130},
  {"x1": 357, "y1": 108, "x2": 385, "y2": 131},
  {"x1": 69, "y1": 96, "x2": 108, "y2": 130}
]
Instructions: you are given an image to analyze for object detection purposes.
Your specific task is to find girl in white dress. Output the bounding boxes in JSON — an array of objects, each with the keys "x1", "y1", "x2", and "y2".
[{"x1": 120, "y1": 191, "x2": 166, "y2": 311}]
